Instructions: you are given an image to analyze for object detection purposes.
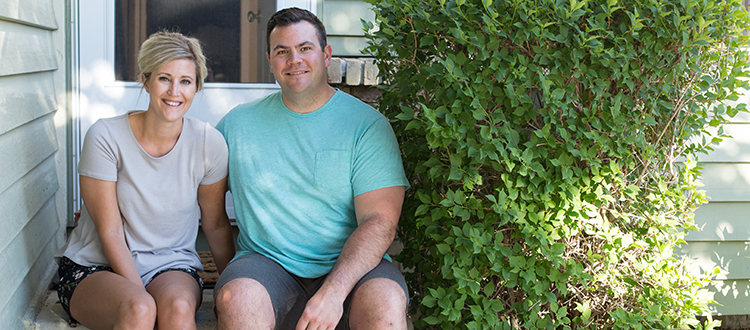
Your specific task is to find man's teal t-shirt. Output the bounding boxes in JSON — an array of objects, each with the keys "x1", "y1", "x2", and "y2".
[{"x1": 216, "y1": 90, "x2": 409, "y2": 278}]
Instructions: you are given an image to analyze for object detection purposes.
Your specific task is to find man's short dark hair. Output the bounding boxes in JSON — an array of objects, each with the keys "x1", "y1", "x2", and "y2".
[{"x1": 266, "y1": 7, "x2": 327, "y2": 54}]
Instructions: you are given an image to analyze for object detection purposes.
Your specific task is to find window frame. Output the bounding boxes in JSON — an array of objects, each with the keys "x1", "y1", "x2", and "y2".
[{"x1": 72, "y1": 0, "x2": 318, "y2": 217}]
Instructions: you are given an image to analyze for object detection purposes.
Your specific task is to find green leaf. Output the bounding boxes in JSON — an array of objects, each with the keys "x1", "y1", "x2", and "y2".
[
  {"x1": 449, "y1": 167, "x2": 463, "y2": 181},
  {"x1": 422, "y1": 316, "x2": 441, "y2": 325},
  {"x1": 436, "y1": 244, "x2": 452, "y2": 255},
  {"x1": 405, "y1": 120, "x2": 421, "y2": 131},
  {"x1": 552, "y1": 88, "x2": 565, "y2": 100},
  {"x1": 423, "y1": 294, "x2": 437, "y2": 307}
]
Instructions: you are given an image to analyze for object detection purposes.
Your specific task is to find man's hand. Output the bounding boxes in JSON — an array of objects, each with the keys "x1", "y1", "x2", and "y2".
[
  {"x1": 296, "y1": 288, "x2": 345, "y2": 330},
  {"x1": 295, "y1": 186, "x2": 405, "y2": 330}
]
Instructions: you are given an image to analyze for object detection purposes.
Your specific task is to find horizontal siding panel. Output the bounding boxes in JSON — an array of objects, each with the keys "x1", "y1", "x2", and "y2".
[
  {"x1": 0, "y1": 114, "x2": 58, "y2": 195},
  {"x1": 0, "y1": 156, "x2": 58, "y2": 254},
  {"x1": 0, "y1": 71, "x2": 57, "y2": 134},
  {"x1": 687, "y1": 202, "x2": 750, "y2": 241},
  {"x1": 695, "y1": 124, "x2": 750, "y2": 163},
  {"x1": 0, "y1": 19, "x2": 57, "y2": 77},
  {"x1": 698, "y1": 163, "x2": 750, "y2": 202},
  {"x1": 1, "y1": 235, "x2": 59, "y2": 329},
  {"x1": 706, "y1": 279, "x2": 750, "y2": 315},
  {"x1": 323, "y1": 1, "x2": 374, "y2": 36},
  {"x1": 0, "y1": 0, "x2": 57, "y2": 30},
  {"x1": 0, "y1": 197, "x2": 58, "y2": 317},
  {"x1": 676, "y1": 241, "x2": 750, "y2": 280},
  {"x1": 728, "y1": 110, "x2": 750, "y2": 124}
]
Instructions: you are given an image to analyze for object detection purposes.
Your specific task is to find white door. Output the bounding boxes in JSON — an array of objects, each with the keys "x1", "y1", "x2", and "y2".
[{"x1": 74, "y1": 0, "x2": 317, "y2": 215}]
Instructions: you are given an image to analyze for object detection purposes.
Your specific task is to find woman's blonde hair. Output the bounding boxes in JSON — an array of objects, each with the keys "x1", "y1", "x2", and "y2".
[{"x1": 138, "y1": 31, "x2": 208, "y2": 91}]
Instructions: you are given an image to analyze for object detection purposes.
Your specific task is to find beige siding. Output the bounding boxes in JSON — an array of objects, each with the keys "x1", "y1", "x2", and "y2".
[
  {"x1": 0, "y1": 0, "x2": 68, "y2": 328},
  {"x1": 683, "y1": 91, "x2": 750, "y2": 315}
]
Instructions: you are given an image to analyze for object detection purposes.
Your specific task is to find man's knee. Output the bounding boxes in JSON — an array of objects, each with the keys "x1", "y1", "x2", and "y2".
[
  {"x1": 216, "y1": 278, "x2": 271, "y2": 310},
  {"x1": 348, "y1": 278, "x2": 408, "y2": 330},
  {"x1": 351, "y1": 277, "x2": 407, "y2": 315},
  {"x1": 215, "y1": 278, "x2": 276, "y2": 328}
]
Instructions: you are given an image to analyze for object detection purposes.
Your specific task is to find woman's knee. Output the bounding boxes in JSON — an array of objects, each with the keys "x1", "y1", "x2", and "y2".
[
  {"x1": 119, "y1": 293, "x2": 157, "y2": 324},
  {"x1": 158, "y1": 293, "x2": 197, "y2": 316}
]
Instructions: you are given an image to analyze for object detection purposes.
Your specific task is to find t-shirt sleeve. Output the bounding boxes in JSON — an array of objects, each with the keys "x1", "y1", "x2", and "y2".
[
  {"x1": 215, "y1": 114, "x2": 227, "y2": 136},
  {"x1": 351, "y1": 116, "x2": 409, "y2": 196},
  {"x1": 78, "y1": 120, "x2": 118, "y2": 182},
  {"x1": 201, "y1": 123, "x2": 229, "y2": 186}
]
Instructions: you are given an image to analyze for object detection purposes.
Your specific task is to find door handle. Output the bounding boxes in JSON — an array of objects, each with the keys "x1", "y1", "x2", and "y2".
[{"x1": 247, "y1": 10, "x2": 262, "y2": 23}]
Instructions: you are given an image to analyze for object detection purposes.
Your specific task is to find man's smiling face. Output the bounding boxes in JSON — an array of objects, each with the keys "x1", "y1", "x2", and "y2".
[{"x1": 266, "y1": 20, "x2": 331, "y2": 97}]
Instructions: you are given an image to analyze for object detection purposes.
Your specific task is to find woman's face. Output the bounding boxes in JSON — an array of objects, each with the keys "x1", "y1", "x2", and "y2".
[{"x1": 143, "y1": 58, "x2": 197, "y2": 123}]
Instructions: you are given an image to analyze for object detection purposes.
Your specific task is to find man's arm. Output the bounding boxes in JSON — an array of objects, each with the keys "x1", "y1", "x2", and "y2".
[{"x1": 296, "y1": 185, "x2": 405, "y2": 330}]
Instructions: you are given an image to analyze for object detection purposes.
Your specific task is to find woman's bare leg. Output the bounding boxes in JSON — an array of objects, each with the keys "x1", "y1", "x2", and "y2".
[
  {"x1": 146, "y1": 270, "x2": 202, "y2": 330},
  {"x1": 69, "y1": 271, "x2": 156, "y2": 330}
]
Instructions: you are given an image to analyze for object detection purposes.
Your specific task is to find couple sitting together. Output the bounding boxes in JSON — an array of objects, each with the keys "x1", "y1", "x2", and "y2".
[{"x1": 55, "y1": 7, "x2": 409, "y2": 330}]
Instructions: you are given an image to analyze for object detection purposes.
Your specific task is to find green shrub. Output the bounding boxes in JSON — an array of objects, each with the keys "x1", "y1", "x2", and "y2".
[{"x1": 364, "y1": 0, "x2": 750, "y2": 328}]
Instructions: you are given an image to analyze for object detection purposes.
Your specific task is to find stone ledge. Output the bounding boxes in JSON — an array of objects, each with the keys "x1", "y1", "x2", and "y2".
[{"x1": 328, "y1": 57, "x2": 381, "y2": 86}]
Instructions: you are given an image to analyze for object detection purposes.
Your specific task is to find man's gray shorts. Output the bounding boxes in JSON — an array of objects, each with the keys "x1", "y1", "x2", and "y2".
[{"x1": 214, "y1": 253, "x2": 408, "y2": 330}]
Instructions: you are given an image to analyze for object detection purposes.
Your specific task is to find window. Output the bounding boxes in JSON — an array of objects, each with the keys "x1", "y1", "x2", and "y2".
[{"x1": 115, "y1": 0, "x2": 276, "y2": 83}]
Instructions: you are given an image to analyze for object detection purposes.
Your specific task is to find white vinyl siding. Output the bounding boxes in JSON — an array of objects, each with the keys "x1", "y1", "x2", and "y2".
[
  {"x1": 0, "y1": 0, "x2": 68, "y2": 328},
  {"x1": 686, "y1": 106, "x2": 750, "y2": 315}
]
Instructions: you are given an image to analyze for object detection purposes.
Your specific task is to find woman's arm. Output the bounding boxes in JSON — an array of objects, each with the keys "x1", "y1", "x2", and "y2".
[
  {"x1": 79, "y1": 175, "x2": 144, "y2": 287},
  {"x1": 197, "y1": 177, "x2": 235, "y2": 274}
]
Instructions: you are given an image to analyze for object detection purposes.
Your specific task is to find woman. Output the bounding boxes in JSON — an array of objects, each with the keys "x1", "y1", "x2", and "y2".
[{"x1": 55, "y1": 31, "x2": 235, "y2": 330}]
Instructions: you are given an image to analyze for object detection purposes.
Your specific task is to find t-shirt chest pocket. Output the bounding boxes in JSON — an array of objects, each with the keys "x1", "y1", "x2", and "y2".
[{"x1": 314, "y1": 150, "x2": 352, "y2": 190}]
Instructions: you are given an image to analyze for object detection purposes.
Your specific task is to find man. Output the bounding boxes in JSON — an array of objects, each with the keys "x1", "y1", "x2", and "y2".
[{"x1": 213, "y1": 7, "x2": 410, "y2": 330}]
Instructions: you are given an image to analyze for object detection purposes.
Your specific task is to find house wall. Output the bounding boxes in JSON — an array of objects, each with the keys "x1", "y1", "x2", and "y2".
[
  {"x1": 665, "y1": 0, "x2": 750, "y2": 318},
  {"x1": 681, "y1": 105, "x2": 750, "y2": 316},
  {"x1": 0, "y1": 0, "x2": 69, "y2": 328}
]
